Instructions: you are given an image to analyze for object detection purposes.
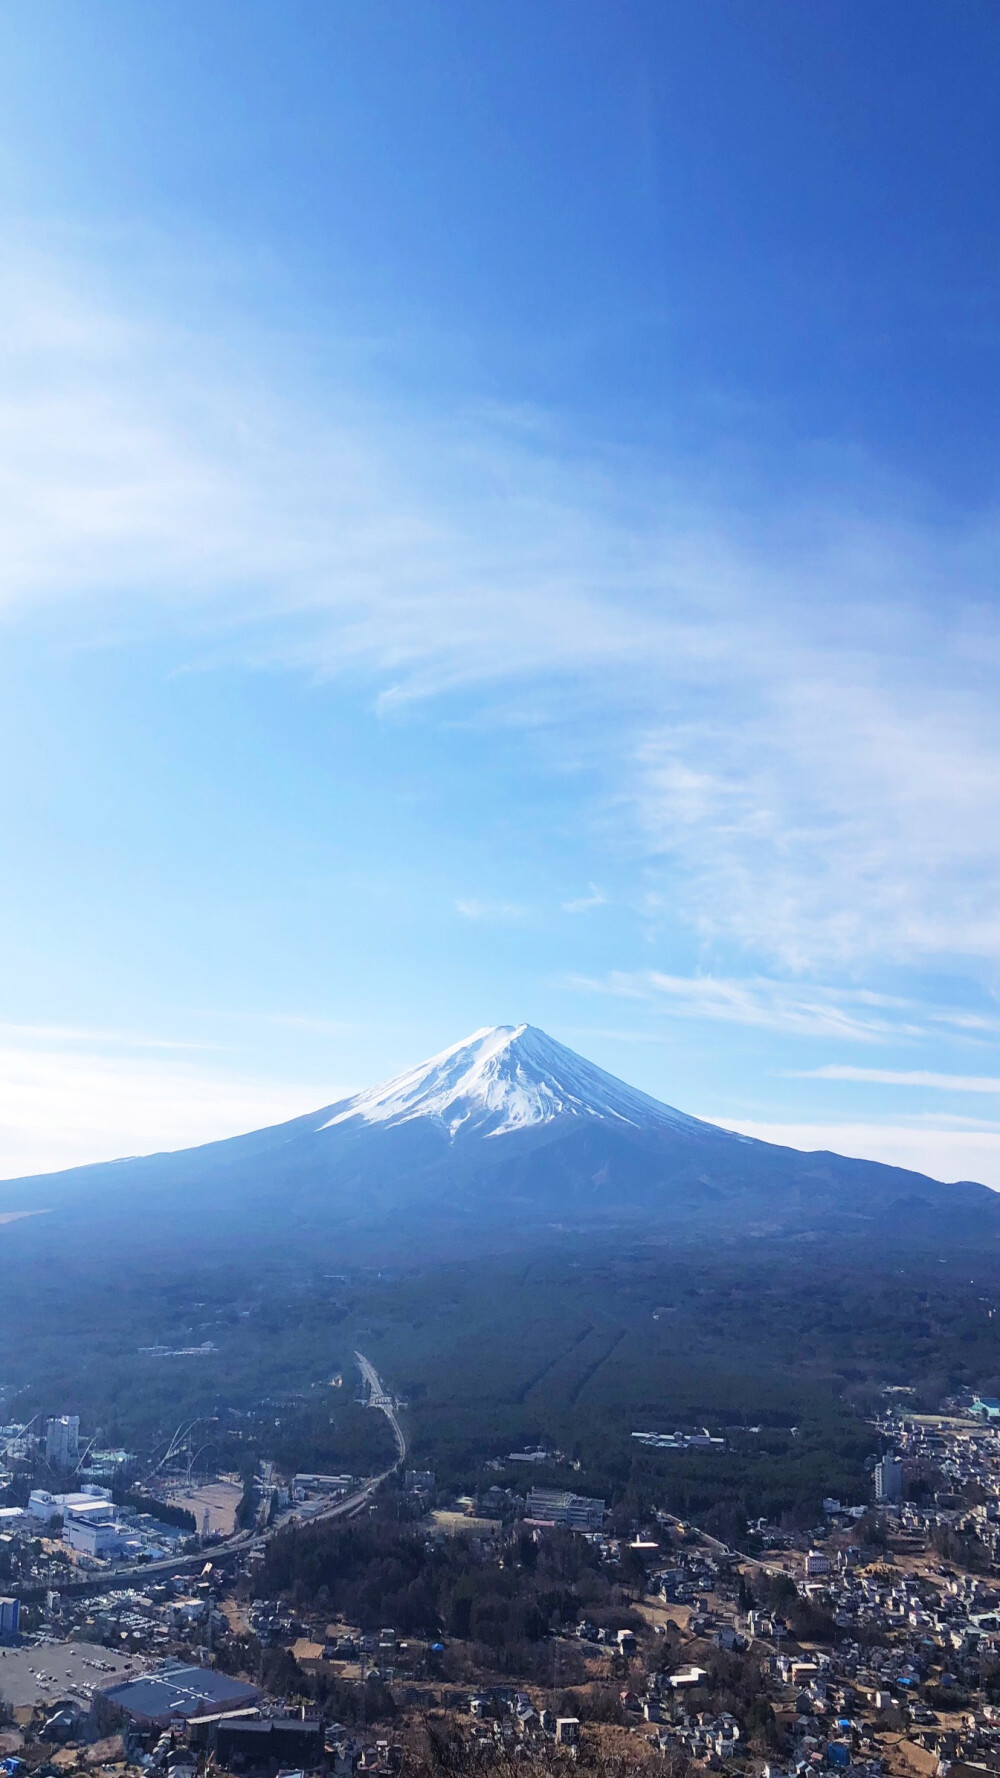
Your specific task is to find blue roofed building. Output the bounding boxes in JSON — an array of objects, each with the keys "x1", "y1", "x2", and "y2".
[{"x1": 99, "y1": 1661, "x2": 260, "y2": 1728}]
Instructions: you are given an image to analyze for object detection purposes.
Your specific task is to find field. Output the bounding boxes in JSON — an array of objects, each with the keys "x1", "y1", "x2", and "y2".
[{"x1": 164, "y1": 1478, "x2": 243, "y2": 1536}]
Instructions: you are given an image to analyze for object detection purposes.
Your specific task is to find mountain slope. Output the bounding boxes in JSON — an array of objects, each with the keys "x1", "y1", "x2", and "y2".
[
  {"x1": 1, "y1": 1023, "x2": 998, "y2": 1259},
  {"x1": 318, "y1": 1024, "x2": 711, "y2": 1139}
]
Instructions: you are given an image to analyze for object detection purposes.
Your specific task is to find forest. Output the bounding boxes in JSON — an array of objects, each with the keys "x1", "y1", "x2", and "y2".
[
  {"x1": 259, "y1": 1515, "x2": 641, "y2": 1653},
  {"x1": 2, "y1": 1231, "x2": 1000, "y2": 1541}
]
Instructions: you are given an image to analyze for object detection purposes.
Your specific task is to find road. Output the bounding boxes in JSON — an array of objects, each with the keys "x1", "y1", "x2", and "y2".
[
  {"x1": 21, "y1": 1352, "x2": 406, "y2": 1601},
  {"x1": 355, "y1": 1349, "x2": 407, "y2": 1463}
]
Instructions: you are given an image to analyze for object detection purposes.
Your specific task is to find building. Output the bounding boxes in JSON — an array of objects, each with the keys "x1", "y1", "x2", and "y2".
[
  {"x1": 63, "y1": 1512, "x2": 124, "y2": 1560},
  {"x1": 29, "y1": 1484, "x2": 112, "y2": 1524},
  {"x1": 806, "y1": 1549, "x2": 831, "y2": 1577},
  {"x1": 45, "y1": 1416, "x2": 80, "y2": 1469},
  {"x1": 62, "y1": 1493, "x2": 122, "y2": 1558},
  {"x1": 555, "y1": 1719, "x2": 580, "y2": 1746},
  {"x1": 668, "y1": 1666, "x2": 709, "y2": 1690},
  {"x1": 874, "y1": 1452, "x2": 904, "y2": 1503},
  {"x1": 525, "y1": 1487, "x2": 606, "y2": 1530},
  {"x1": 28, "y1": 1485, "x2": 126, "y2": 1557},
  {"x1": 292, "y1": 1473, "x2": 354, "y2": 1499},
  {"x1": 207, "y1": 1716, "x2": 323, "y2": 1767},
  {"x1": 0, "y1": 1598, "x2": 19, "y2": 1641},
  {"x1": 100, "y1": 1661, "x2": 260, "y2": 1729},
  {"x1": 405, "y1": 1470, "x2": 435, "y2": 1492},
  {"x1": 28, "y1": 1490, "x2": 60, "y2": 1523}
]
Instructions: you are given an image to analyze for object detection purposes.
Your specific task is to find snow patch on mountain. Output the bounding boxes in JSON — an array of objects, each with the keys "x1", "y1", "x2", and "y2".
[{"x1": 319, "y1": 1023, "x2": 710, "y2": 1141}]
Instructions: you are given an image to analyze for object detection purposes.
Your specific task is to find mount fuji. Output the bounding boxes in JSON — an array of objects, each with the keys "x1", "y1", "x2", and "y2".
[
  {"x1": 2, "y1": 1023, "x2": 998, "y2": 1258},
  {"x1": 317, "y1": 1024, "x2": 710, "y2": 1142}
]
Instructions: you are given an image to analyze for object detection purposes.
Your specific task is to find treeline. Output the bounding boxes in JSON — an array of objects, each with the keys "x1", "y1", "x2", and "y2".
[
  {"x1": 260, "y1": 1517, "x2": 642, "y2": 1655},
  {"x1": 215, "y1": 1639, "x2": 399, "y2": 1724}
]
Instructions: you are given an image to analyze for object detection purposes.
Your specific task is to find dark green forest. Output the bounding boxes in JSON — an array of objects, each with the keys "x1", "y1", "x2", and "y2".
[{"x1": 2, "y1": 1232, "x2": 1000, "y2": 1535}]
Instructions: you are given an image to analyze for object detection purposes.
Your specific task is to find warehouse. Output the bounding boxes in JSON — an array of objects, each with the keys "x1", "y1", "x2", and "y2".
[{"x1": 100, "y1": 1660, "x2": 259, "y2": 1728}]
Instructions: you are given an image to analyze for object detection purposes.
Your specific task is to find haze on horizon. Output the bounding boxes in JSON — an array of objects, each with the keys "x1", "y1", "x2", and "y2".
[{"x1": 2, "y1": 2, "x2": 1000, "y2": 1187}]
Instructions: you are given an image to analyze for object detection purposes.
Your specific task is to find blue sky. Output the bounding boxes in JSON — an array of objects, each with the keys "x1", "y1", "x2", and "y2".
[{"x1": 4, "y1": 0, "x2": 1000, "y2": 1182}]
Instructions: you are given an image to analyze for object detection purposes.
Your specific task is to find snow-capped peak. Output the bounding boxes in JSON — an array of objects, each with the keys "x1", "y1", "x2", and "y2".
[{"x1": 319, "y1": 1023, "x2": 707, "y2": 1141}]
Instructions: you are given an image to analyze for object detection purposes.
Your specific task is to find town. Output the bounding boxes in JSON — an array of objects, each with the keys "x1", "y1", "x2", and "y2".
[{"x1": 0, "y1": 1384, "x2": 1000, "y2": 1778}]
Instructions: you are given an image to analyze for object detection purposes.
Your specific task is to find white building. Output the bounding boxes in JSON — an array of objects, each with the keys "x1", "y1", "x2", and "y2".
[
  {"x1": 874, "y1": 1452, "x2": 903, "y2": 1503},
  {"x1": 60, "y1": 1490, "x2": 123, "y2": 1559},
  {"x1": 45, "y1": 1416, "x2": 80, "y2": 1469},
  {"x1": 28, "y1": 1484, "x2": 112, "y2": 1525},
  {"x1": 28, "y1": 1490, "x2": 60, "y2": 1523},
  {"x1": 63, "y1": 1512, "x2": 124, "y2": 1559}
]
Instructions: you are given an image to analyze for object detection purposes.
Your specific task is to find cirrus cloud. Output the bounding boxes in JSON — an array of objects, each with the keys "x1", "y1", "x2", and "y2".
[{"x1": 5, "y1": 240, "x2": 1000, "y2": 991}]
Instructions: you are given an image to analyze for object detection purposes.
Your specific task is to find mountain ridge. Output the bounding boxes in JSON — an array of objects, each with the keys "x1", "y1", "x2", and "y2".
[{"x1": 0, "y1": 1023, "x2": 996, "y2": 1260}]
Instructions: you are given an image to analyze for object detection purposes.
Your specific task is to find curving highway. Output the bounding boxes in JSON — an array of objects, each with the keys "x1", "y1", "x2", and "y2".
[{"x1": 354, "y1": 1349, "x2": 407, "y2": 1463}]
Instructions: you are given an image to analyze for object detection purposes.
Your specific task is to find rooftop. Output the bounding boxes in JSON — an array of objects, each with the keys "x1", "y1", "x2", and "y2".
[{"x1": 101, "y1": 1660, "x2": 260, "y2": 1724}]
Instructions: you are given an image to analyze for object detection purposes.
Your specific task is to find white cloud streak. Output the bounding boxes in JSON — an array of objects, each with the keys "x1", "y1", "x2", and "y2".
[
  {"x1": 797, "y1": 1065, "x2": 1000, "y2": 1092},
  {"x1": 455, "y1": 898, "x2": 527, "y2": 922},
  {"x1": 569, "y1": 970, "x2": 934, "y2": 1042},
  {"x1": 562, "y1": 884, "x2": 608, "y2": 913},
  {"x1": 5, "y1": 244, "x2": 1000, "y2": 981},
  {"x1": 0, "y1": 1021, "x2": 218, "y2": 1052}
]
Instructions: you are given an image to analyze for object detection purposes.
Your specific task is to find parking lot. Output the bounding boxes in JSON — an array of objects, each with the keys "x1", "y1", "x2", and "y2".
[{"x1": 0, "y1": 1641, "x2": 138, "y2": 1708}]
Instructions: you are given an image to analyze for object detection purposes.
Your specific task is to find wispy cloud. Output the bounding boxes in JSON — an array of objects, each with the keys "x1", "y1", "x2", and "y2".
[
  {"x1": 233, "y1": 1012, "x2": 360, "y2": 1036},
  {"x1": 562, "y1": 884, "x2": 608, "y2": 914},
  {"x1": 569, "y1": 969, "x2": 931, "y2": 1042},
  {"x1": 630, "y1": 654, "x2": 1000, "y2": 971},
  {"x1": 455, "y1": 898, "x2": 528, "y2": 922},
  {"x1": 0, "y1": 1021, "x2": 219, "y2": 1052},
  {"x1": 6, "y1": 242, "x2": 1000, "y2": 988},
  {"x1": 796, "y1": 1065, "x2": 1000, "y2": 1092}
]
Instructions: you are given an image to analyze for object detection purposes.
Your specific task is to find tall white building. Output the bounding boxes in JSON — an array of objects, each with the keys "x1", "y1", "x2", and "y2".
[
  {"x1": 45, "y1": 1415, "x2": 80, "y2": 1469},
  {"x1": 874, "y1": 1451, "x2": 903, "y2": 1502}
]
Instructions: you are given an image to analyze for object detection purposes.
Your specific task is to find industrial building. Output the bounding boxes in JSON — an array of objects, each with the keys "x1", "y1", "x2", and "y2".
[
  {"x1": 61, "y1": 1498, "x2": 126, "y2": 1559},
  {"x1": 100, "y1": 1660, "x2": 260, "y2": 1728},
  {"x1": 28, "y1": 1485, "x2": 112, "y2": 1524}
]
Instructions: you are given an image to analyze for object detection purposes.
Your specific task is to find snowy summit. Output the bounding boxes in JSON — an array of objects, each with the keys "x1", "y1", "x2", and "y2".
[{"x1": 320, "y1": 1022, "x2": 707, "y2": 1141}]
